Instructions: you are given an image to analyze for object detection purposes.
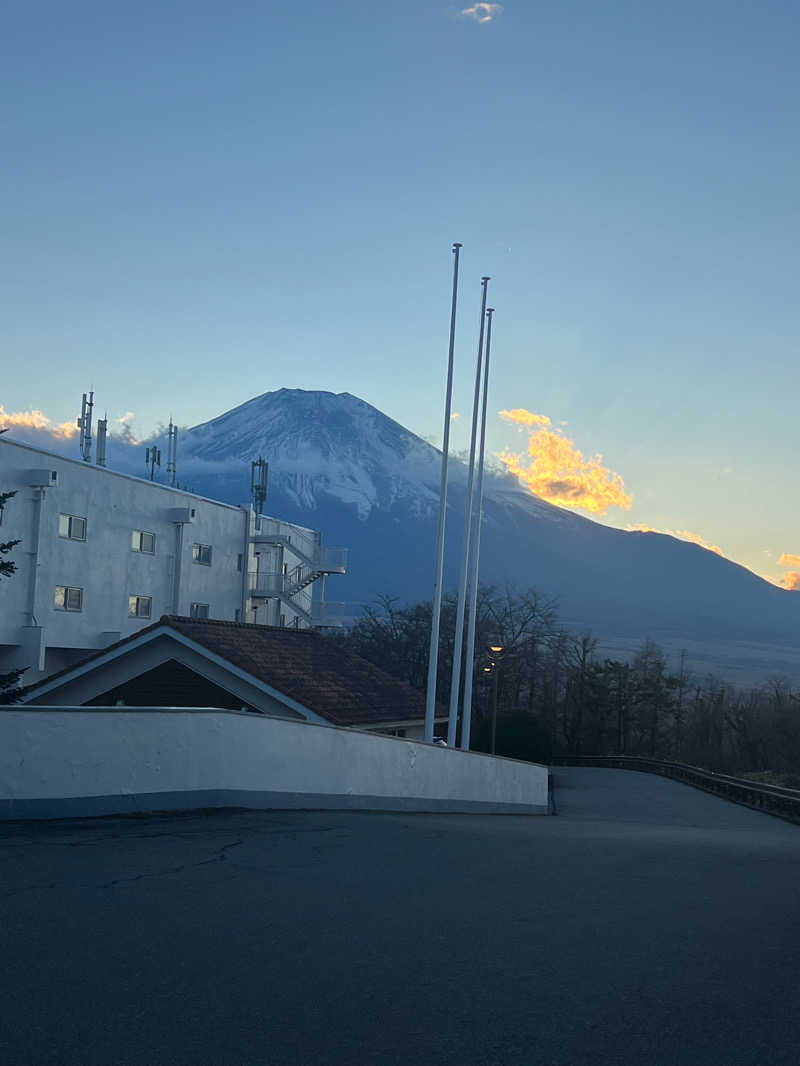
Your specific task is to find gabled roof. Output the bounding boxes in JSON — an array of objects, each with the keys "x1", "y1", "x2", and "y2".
[{"x1": 22, "y1": 616, "x2": 441, "y2": 728}]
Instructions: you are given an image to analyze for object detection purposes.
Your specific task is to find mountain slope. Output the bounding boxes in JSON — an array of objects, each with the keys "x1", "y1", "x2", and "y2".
[{"x1": 167, "y1": 389, "x2": 800, "y2": 683}]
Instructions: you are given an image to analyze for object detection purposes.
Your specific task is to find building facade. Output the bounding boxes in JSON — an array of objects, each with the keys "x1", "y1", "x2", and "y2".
[{"x1": 0, "y1": 438, "x2": 347, "y2": 684}]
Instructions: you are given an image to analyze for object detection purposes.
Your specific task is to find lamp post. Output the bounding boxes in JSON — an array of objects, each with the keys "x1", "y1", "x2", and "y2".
[{"x1": 486, "y1": 644, "x2": 503, "y2": 755}]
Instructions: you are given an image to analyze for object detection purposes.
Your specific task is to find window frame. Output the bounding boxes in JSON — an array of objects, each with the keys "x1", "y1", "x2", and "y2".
[
  {"x1": 190, "y1": 602, "x2": 210, "y2": 619},
  {"x1": 131, "y1": 530, "x2": 156, "y2": 555},
  {"x1": 58, "y1": 513, "x2": 87, "y2": 542},
  {"x1": 192, "y1": 543, "x2": 213, "y2": 566},
  {"x1": 128, "y1": 594, "x2": 152, "y2": 619},
  {"x1": 55, "y1": 585, "x2": 83, "y2": 612}
]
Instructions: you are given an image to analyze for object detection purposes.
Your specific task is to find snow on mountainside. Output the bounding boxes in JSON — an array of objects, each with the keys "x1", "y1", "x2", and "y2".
[{"x1": 184, "y1": 390, "x2": 445, "y2": 519}]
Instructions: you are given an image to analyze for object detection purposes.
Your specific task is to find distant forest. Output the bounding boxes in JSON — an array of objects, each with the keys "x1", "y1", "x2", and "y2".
[{"x1": 332, "y1": 587, "x2": 800, "y2": 781}]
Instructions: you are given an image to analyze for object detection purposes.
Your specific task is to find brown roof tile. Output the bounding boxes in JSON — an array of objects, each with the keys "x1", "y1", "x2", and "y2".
[{"x1": 25, "y1": 616, "x2": 443, "y2": 728}]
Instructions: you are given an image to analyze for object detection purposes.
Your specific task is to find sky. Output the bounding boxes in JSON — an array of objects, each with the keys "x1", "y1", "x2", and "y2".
[{"x1": 2, "y1": 1, "x2": 800, "y2": 586}]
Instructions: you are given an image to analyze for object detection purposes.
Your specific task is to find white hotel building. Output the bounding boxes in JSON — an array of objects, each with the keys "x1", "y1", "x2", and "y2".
[{"x1": 0, "y1": 438, "x2": 348, "y2": 685}]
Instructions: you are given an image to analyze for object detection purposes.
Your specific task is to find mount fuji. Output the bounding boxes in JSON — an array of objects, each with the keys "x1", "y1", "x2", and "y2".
[{"x1": 163, "y1": 389, "x2": 800, "y2": 685}]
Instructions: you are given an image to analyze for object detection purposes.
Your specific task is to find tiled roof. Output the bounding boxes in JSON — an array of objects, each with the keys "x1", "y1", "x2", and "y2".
[{"x1": 25, "y1": 616, "x2": 442, "y2": 728}]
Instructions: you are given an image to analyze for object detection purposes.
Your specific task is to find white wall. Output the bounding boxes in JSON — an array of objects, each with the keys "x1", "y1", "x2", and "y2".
[{"x1": 0, "y1": 708, "x2": 550, "y2": 819}]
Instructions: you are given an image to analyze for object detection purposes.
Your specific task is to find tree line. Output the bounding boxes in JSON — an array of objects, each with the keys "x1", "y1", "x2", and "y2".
[{"x1": 333, "y1": 586, "x2": 800, "y2": 780}]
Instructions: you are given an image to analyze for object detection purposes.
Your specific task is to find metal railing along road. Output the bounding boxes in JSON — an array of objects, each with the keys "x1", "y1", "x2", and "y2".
[{"x1": 552, "y1": 755, "x2": 800, "y2": 824}]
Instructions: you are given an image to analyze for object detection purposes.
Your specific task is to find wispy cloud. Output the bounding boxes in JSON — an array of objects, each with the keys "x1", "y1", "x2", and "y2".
[
  {"x1": 497, "y1": 407, "x2": 631, "y2": 515},
  {"x1": 626, "y1": 524, "x2": 725, "y2": 558},
  {"x1": 460, "y1": 3, "x2": 503, "y2": 24},
  {"x1": 0, "y1": 404, "x2": 77, "y2": 439}
]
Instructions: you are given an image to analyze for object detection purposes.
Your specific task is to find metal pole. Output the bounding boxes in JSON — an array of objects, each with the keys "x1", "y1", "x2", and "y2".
[
  {"x1": 490, "y1": 664, "x2": 499, "y2": 755},
  {"x1": 460, "y1": 307, "x2": 494, "y2": 750},
  {"x1": 424, "y1": 243, "x2": 462, "y2": 743},
  {"x1": 447, "y1": 276, "x2": 490, "y2": 745}
]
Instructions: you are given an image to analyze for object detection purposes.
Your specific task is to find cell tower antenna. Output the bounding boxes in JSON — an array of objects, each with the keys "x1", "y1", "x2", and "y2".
[
  {"x1": 96, "y1": 414, "x2": 108, "y2": 467},
  {"x1": 145, "y1": 445, "x2": 162, "y2": 481},
  {"x1": 76, "y1": 391, "x2": 94, "y2": 461},
  {"x1": 166, "y1": 419, "x2": 178, "y2": 487},
  {"x1": 250, "y1": 457, "x2": 268, "y2": 515},
  {"x1": 77, "y1": 394, "x2": 87, "y2": 457}
]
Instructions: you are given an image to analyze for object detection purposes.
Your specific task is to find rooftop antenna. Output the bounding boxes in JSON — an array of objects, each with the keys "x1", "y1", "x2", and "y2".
[
  {"x1": 145, "y1": 445, "x2": 161, "y2": 481},
  {"x1": 424, "y1": 241, "x2": 462, "y2": 744},
  {"x1": 251, "y1": 457, "x2": 268, "y2": 515},
  {"x1": 96, "y1": 414, "x2": 108, "y2": 467},
  {"x1": 166, "y1": 418, "x2": 178, "y2": 487},
  {"x1": 447, "y1": 275, "x2": 490, "y2": 746},
  {"x1": 76, "y1": 391, "x2": 94, "y2": 462}
]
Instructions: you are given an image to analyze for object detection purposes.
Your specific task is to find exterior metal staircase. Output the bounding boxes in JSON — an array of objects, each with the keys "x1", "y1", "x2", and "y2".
[{"x1": 248, "y1": 518, "x2": 349, "y2": 628}]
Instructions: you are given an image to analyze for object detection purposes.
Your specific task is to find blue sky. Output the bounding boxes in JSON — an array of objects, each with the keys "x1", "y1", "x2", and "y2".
[{"x1": 2, "y1": 1, "x2": 800, "y2": 583}]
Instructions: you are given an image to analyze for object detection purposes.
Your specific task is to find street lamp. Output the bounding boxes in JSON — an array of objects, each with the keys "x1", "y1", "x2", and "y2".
[{"x1": 486, "y1": 644, "x2": 503, "y2": 755}]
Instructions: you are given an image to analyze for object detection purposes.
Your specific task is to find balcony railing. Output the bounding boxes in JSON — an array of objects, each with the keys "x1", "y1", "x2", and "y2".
[
  {"x1": 252, "y1": 519, "x2": 348, "y2": 576},
  {"x1": 249, "y1": 572, "x2": 286, "y2": 598},
  {"x1": 310, "y1": 601, "x2": 352, "y2": 627},
  {"x1": 318, "y1": 547, "x2": 348, "y2": 574}
]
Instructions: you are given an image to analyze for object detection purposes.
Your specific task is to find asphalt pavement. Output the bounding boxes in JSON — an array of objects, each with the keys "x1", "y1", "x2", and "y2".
[{"x1": 2, "y1": 767, "x2": 799, "y2": 1066}]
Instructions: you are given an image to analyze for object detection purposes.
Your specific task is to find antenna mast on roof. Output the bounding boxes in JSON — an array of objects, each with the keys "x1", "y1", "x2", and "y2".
[
  {"x1": 96, "y1": 414, "x2": 108, "y2": 467},
  {"x1": 145, "y1": 445, "x2": 161, "y2": 481},
  {"x1": 76, "y1": 391, "x2": 94, "y2": 462},
  {"x1": 251, "y1": 457, "x2": 268, "y2": 515},
  {"x1": 166, "y1": 418, "x2": 178, "y2": 487}
]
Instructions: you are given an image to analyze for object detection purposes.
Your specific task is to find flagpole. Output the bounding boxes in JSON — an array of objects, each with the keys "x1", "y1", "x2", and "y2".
[
  {"x1": 424, "y1": 243, "x2": 462, "y2": 743},
  {"x1": 447, "y1": 276, "x2": 490, "y2": 745},
  {"x1": 460, "y1": 306, "x2": 494, "y2": 750}
]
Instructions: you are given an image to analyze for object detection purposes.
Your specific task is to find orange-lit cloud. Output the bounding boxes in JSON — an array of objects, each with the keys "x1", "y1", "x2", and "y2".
[
  {"x1": 499, "y1": 409, "x2": 552, "y2": 427},
  {"x1": 497, "y1": 408, "x2": 631, "y2": 515},
  {"x1": 626, "y1": 524, "x2": 725, "y2": 557},
  {"x1": 0, "y1": 405, "x2": 77, "y2": 439},
  {"x1": 774, "y1": 553, "x2": 800, "y2": 589}
]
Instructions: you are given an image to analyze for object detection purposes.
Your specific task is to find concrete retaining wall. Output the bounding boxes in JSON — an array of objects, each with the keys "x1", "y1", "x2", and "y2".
[{"x1": 0, "y1": 707, "x2": 550, "y2": 820}]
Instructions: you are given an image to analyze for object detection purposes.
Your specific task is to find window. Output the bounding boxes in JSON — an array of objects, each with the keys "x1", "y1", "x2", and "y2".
[
  {"x1": 192, "y1": 543, "x2": 212, "y2": 566},
  {"x1": 55, "y1": 586, "x2": 83, "y2": 612},
  {"x1": 190, "y1": 602, "x2": 209, "y2": 619},
  {"x1": 131, "y1": 530, "x2": 155, "y2": 554},
  {"x1": 280, "y1": 613, "x2": 286, "y2": 627},
  {"x1": 234, "y1": 609, "x2": 241, "y2": 623},
  {"x1": 58, "y1": 514, "x2": 86, "y2": 541},
  {"x1": 237, "y1": 553, "x2": 243, "y2": 572},
  {"x1": 128, "y1": 595, "x2": 152, "y2": 619}
]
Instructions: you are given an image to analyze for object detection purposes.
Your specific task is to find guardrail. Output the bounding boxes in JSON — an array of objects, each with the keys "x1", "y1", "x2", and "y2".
[{"x1": 552, "y1": 755, "x2": 800, "y2": 824}]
